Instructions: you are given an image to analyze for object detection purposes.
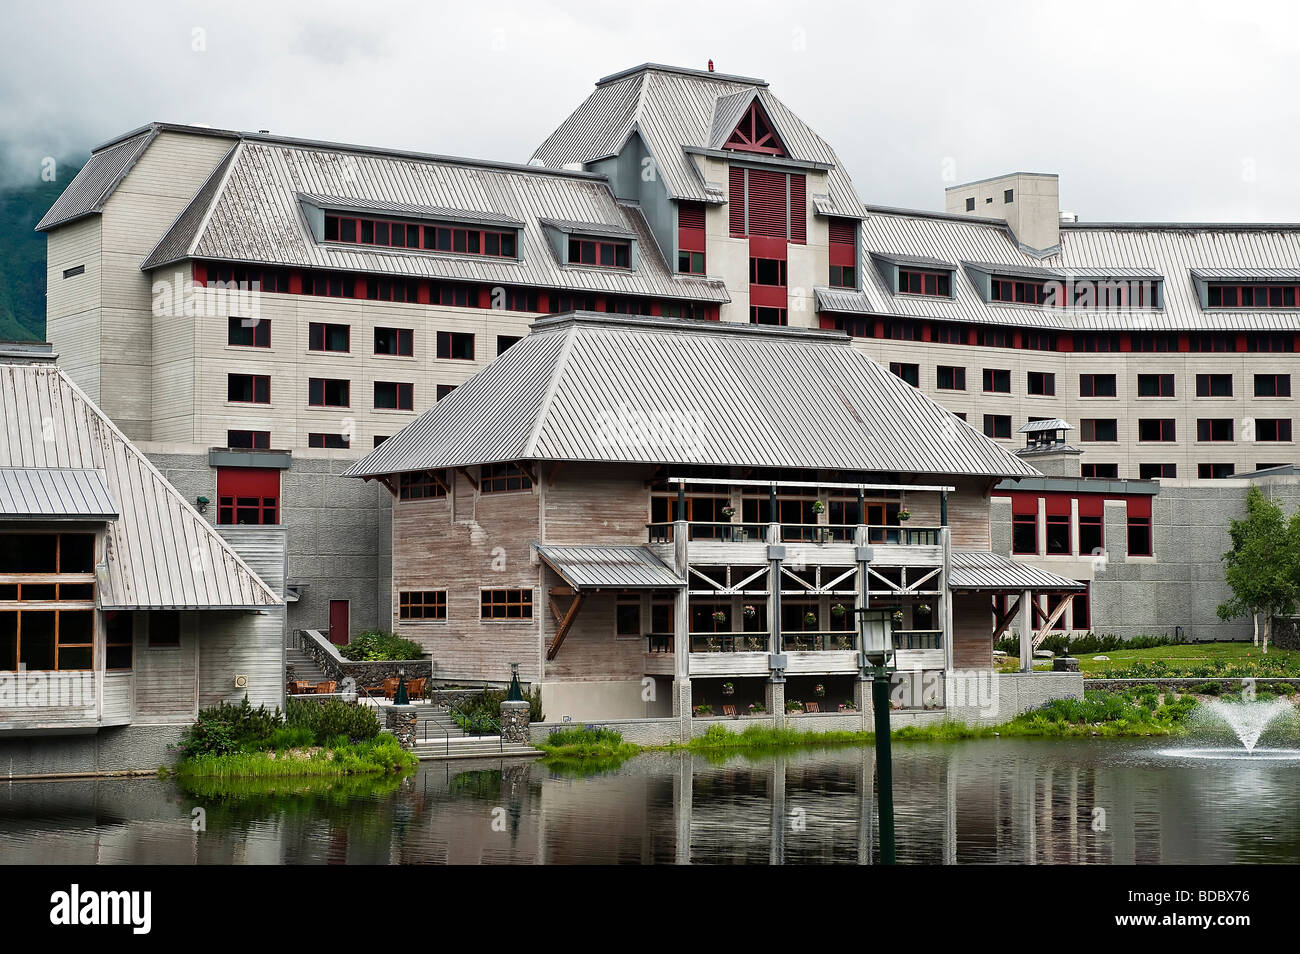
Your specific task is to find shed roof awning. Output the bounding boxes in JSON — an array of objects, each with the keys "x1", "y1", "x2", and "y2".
[
  {"x1": 0, "y1": 467, "x2": 117, "y2": 521},
  {"x1": 949, "y1": 551, "x2": 1085, "y2": 592},
  {"x1": 534, "y1": 544, "x2": 683, "y2": 591}
]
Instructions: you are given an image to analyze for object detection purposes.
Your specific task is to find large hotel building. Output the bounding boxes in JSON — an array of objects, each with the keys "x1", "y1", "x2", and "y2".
[{"x1": 32, "y1": 62, "x2": 1300, "y2": 648}]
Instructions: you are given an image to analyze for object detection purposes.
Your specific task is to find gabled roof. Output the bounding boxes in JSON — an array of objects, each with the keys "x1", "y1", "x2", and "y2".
[
  {"x1": 949, "y1": 551, "x2": 1085, "y2": 592},
  {"x1": 139, "y1": 138, "x2": 728, "y2": 303},
  {"x1": 831, "y1": 207, "x2": 1300, "y2": 332},
  {"x1": 345, "y1": 313, "x2": 1040, "y2": 481},
  {"x1": 0, "y1": 362, "x2": 280, "y2": 610},
  {"x1": 531, "y1": 64, "x2": 862, "y2": 218}
]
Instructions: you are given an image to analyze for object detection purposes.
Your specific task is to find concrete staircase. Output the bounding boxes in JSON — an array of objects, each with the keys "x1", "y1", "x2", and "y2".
[
  {"x1": 410, "y1": 706, "x2": 540, "y2": 760},
  {"x1": 285, "y1": 648, "x2": 329, "y2": 686}
]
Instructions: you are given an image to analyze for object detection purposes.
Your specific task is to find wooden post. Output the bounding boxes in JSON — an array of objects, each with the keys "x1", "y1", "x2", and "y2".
[{"x1": 1019, "y1": 588, "x2": 1034, "y2": 673}]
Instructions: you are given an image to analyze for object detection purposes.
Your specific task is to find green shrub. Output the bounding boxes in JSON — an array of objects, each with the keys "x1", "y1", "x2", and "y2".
[
  {"x1": 995, "y1": 632, "x2": 1185, "y2": 657},
  {"x1": 286, "y1": 697, "x2": 380, "y2": 743},
  {"x1": 338, "y1": 629, "x2": 424, "y2": 662},
  {"x1": 179, "y1": 698, "x2": 283, "y2": 759}
]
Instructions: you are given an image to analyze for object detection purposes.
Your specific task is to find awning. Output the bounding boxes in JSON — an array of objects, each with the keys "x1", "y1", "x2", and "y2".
[
  {"x1": 0, "y1": 467, "x2": 117, "y2": 521},
  {"x1": 949, "y1": 550, "x2": 1085, "y2": 592},
  {"x1": 534, "y1": 545, "x2": 683, "y2": 592}
]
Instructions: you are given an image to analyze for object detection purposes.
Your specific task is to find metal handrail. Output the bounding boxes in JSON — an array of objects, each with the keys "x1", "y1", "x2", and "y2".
[
  {"x1": 688, "y1": 631, "x2": 770, "y2": 653},
  {"x1": 892, "y1": 629, "x2": 944, "y2": 650},
  {"x1": 778, "y1": 630, "x2": 859, "y2": 652},
  {"x1": 646, "y1": 520, "x2": 943, "y2": 546},
  {"x1": 422, "y1": 710, "x2": 451, "y2": 757}
]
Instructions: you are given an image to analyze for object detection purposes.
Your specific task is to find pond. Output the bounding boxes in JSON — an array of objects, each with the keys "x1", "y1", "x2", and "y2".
[{"x1": 2, "y1": 739, "x2": 1298, "y2": 864}]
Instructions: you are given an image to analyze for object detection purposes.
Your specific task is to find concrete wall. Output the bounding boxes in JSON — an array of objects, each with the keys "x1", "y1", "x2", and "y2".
[{"x1": 0, "y1": 724, "x2": 186, "y2": 779}]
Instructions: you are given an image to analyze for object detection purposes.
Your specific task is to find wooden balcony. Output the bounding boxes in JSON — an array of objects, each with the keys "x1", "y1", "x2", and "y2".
[{"x1": 0, "y1": 671, "x2": 134, "y2": 732}]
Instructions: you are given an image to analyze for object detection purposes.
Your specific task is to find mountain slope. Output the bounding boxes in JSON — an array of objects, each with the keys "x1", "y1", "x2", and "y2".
[{"x1": 0, "y1": 161, "x2": 83, "y2": 341}]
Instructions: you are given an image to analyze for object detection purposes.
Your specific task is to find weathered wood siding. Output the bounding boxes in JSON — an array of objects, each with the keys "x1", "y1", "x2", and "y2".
[
  {"x1": 203, "y1": 526, "x2": 288, "y2": 709},
  {"x1": 952, "y1": 593, "x2": 993, "y2": 669},
  {"x1": 542, "y1": 463, "x2": 654, "y2": 545},
  {"x1": 131, "y1": 611, "x2": 200, "y2": 722},
  {"x1": 903, "y1": 478, "x2": 992, "y2": 550}
]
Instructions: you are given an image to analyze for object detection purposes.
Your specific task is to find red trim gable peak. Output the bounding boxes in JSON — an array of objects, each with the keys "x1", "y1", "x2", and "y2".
[{"x1": 724, "y1": 100, "x2": 786, "y2": 156}]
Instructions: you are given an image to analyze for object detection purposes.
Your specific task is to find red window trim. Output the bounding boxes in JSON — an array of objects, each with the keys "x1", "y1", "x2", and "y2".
[{"x1": 323, "y1": 213, "x2": 518, "y2": 259}]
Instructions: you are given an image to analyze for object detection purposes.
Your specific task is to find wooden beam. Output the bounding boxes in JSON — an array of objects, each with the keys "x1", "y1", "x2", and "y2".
[
  {"x1": 456, "y1": 466, "x2": 479, "y2": 491},
  {"x1": 547, "y1": 593, "x2": 586, "y2": 660},
  {"x1": 991, "y1": 596, "x2": 1021, "y2": 642},
  {"x1": 547, "y1": 460, "x2": 567, "y2": 487},
  {"x1": 517, "y1": 460, "x2": 538, "y2": 484},
  {"x1": 1032, "y1": 596, "x2": 1073, "y2": 649}
]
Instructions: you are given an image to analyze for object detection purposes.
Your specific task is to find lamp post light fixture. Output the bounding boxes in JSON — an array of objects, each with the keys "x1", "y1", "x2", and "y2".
[
  {"x1": 506, "y1": 661, "x2": 524, "y2": 702},
  {"x1": 856, "y1": 606, "x2": 896, "y2": 864},
  {"x1": 394, "y1": 667, "x2": 409, "y2": 706}
]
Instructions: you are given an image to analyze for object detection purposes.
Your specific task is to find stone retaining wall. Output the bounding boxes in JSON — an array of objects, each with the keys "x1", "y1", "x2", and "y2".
[
  {"x1": 297, "y1": 629, "x2": 432, "y2": 688},
  {"x1": 1086, "y1": 677, "x2": 1300, "y2": 691}
]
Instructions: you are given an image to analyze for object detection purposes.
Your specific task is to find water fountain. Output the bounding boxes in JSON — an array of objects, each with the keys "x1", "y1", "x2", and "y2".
[{"x1": 1163, "y1": 696, "x2": 1300, "y2": 760}]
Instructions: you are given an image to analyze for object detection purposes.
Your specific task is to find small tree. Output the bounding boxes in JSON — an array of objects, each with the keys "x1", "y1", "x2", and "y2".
[{"x1": 1217, "y1": 487, "x2": 1300, "y2": 652}]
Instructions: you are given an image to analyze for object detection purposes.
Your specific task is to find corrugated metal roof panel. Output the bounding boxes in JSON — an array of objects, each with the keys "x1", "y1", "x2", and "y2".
[
  {"x1": 297, "y1": 191, "x2": 525, "y2": 226},
  {"x1": 0, "y1": 467, "x2": 117, "y2": 520},
  {"x1": 0, "y1": 363, "x2": 280, "y2": 610},
  {"x1": 35, "y1": 129, "x2": 157, "y2": 231},
  {"x1": 949, "y1": 550, "x2": 1085, "y2": 591},
  {"x1": 534, "y1": 544, "x2": 683, "y2": 590},
  {"x1": 345, "y1": 313, "x2": 1041, "y2": 481},
  {"x1": 140, "y1": 140, "x2": 728, "y2": 303}
]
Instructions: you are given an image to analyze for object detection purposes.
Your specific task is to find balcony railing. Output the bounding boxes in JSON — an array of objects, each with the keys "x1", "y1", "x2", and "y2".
[
  {"x1": 646, "y1": 633, "x2": 674, "y2": 654},
  {"x1": 688, "y1": 632, "x2": 770, "y2": 653},
  {"x1": 647, "y1": 521, "x2": 941, "y2": 546},
  {"x1": 780, "y1": 631, "x2": 859, "y2": 652},
  {"x1": 892, "y1": 629, "x2": 944, "y2": 650}
]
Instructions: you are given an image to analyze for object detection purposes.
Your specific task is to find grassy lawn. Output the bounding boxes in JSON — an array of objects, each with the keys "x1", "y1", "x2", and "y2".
[{"x1": 998, "y1": 641, "x2": 1300, "y2": 678}]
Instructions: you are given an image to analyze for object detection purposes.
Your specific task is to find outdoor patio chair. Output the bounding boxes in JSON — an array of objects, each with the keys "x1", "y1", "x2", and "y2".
[
  {"x1": 315, "y1": 681, "x2": 337, "y2": 694},
  {"x1": 722, "y1": 704, "x2": 738, "y2": 717},
  {"x1": 804, "y1": 701, "x2": 820, "y2": 713}
]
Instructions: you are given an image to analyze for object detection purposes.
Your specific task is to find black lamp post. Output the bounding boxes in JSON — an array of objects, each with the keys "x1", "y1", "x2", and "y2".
[
  {"x1": 394, "y1": 668, "x2": 409, "y2": 706},
  {"x1": 856, "y1": 606, "x2": 896, "y2": 864},
  {"x1": 506, "y1": 662, "x2": 524, "y2": 702}
]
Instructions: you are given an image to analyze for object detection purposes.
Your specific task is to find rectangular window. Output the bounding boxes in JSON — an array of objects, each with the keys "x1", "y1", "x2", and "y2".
[
  {"x1": 1133, "y1": 333, "x2": 1178, "y2": 353},
  {"x1": 1080, "y1": 463, "x2": 1118, "y2": 478},
  {"x1": 307, "y1": 433, "x2": 350, "y2": 449},
  {"x1": 1248, "y1": 333, "x2": 1294, "y2": 353},
  {"x1": 399, "y1": 591, "x2": 446, "y2": 621},
  {"x1": 933, "y1": 323, "x2": 968, "y2": 345},
  {"x1": 480, "y1": 589, "x2": 533, "y2": 620},
  {"x1": 1027, "y1": 371, "x2": 1055, "y2": 396},
  {"x1": 148, "y1": 610, "x2": 182, "y2": 649},
  {"x1": 829, "y1": 264, "x2": 856, "y2": 288},
  {"x1": 1079, "y1": 514, "x2": 1103, "y2": 556},
  {"x1": 227, "y1": 316, "x2": 270, "y2": 348},
  {"x1": 1137, "y1": 374, "x2": 1175, "y2": 397},
  {"x1": 1255, "y1": 373, "x2": 1291, "y2": 397},
  {"x1": 568, "y1": 237, "x2": 630, "y2": 268},
  {"x1": 1080, "y1": 419, "x2": 1118, "y2": 442},
  {"x1": 1139, "y1": 463, "x2": 1176, "y2": 479},
  {"x1": 227, "y1": 430, "x2": 270, "y2": 450},
  {"x1": 1189, "y1": 333, "x2": 1235, "y2": 353},
  {"x1": 1079, "y1": 373, "x2": 1117, "y2": 397},
  {"x1": 616, "y1": 597, "x2": 641, "y2": 637},
  {"x1": 1045, "y1": 513, "x2": 1071, "y2": 555},
  {"x1": 1195, "y1": 374, "x2": 1233, "y2": 397},
  {"x1": 991, "y1": 278, "x2": 1049, "y2": 304},
  {"x1": 936, "y1": 366, "x2": 966, "y2": 391},
  {"x1": 216, "y1": 467, "x2": 278, "y2": 525},
  {"x1": 678, "y1": 202, "x2": 707, "y2": 275},
  {"x1": 105, "y1": 611, "x2": 133, "y2": 671},
  {"x1": 227, "y1": 373, "x2": 270, "y2": 404},
  {"x1": 749, "y1": 258, "x2": 788, "y2": 287},
  {"x1": 898, "y1": 269, "x2": 952, "y2": 297},
  {"x1": 889, "y1": 362, "x2": 919, "y2": 387},
  {"x1": 374, "y1": 327, "x2": 414, "y2": 357},
  {"x1": 324, "y1": 213, "x2": 516, "y2": 258},
  {"x1": 365, "y1": 277, "x2": 420, "y2": 302},
  {"x1": 1073, "y1": 333, "x2": 1121, "y2": 353},
  {"x1": 984, "y1": 414, "x2": 1012, "y2": 439},
  {"x1": 749, "y1": 307, "x2": 787, "y2": 326},
  {"x1": 1197, "y1": 419, "x2": 1234, "y2": 442},
  {"x1": 1198, "y1": 463, "x2": 1236, "y2": 479},
  {"x1": 1127, "y1": 500, "x2": 1153, "y2": 556},
  {"x1": 308, "y1": 322, "x2": 350, "y2": 353},
  {"x1": 1012, "y1": 503, "x2": 1037, "y2": 555},
  {"x1": 398, "y1": 470, "x2": 448, "y2": 500},
  {"x1": 1022, "y1": 332, "x2": 1057, "y2": 351},
  {"x1": 63, "y1": 265, "x2": 85, "y2": 279},
  {"x1": 1256, "y1": 419, "x2": 1293, "y2": 442},
  {"x1": 436, "y1": 331, "x2": 475, "y2": 360},
  {"x1": 1209, "y1": 283, "x2": 1300, "y2": 309},
  {"x1": 1138, "y1": 419, "x2": 1176, "y2": 442},
  {"x1": 481, "y1": 462, "x2": 533, "y2": 494},
  {"x1": 436, "y1": 284, "x2": 477, "y2": 308},
  {"x1": 982, "y1": 368, "x2": 1011, "y2": 393},
  {"x1": 374, "y1": 381, "x2": 413, "y2": 411},
  {"x1": 0, "y1": 533, "x2": 96, "y2": 672},
  {"x1": 978, "y1": 328, "x2": 1012, "y2": 348},
  {"x1": 497, "y1": 335, "x2": 521, "y2": 355},
  {"x1": 308, "y1": 378, "x2": 349, "y2": 408},
  {"x1": 436, "y1": 384, "x2": 456, "y2": 400},
  {"x1": 1072, "y1": 583, "x2": 1091, "y2": 630}
]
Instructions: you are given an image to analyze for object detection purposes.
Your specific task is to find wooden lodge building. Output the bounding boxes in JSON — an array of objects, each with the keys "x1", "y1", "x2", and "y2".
[{"x1": 346, "y1": 313, "x2": 1085, "y2": 723}]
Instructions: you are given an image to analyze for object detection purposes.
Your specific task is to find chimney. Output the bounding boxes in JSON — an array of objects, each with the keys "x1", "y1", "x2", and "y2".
[{"x1": 945, "y1": 172, "x2": 1061, "y2": 253}]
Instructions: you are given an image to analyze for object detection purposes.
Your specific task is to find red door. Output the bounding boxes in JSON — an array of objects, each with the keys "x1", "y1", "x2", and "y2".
[{"x1": 329, "y1": 600, "x2": 350, "y2": 646}]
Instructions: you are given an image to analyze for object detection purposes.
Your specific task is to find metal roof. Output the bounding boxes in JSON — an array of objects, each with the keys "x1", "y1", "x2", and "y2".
[
  {"x1": 949, "y1": 551, "x2": 1085, "y2": 592},
  {"x1": 0, "y1": 468, "x2": 117, "y2": 521},
  {"x1": 35, "y1": 129, "x2": 157, "y2": 231},
  {"x1": 0, "y1": 363, "x2": 280, "y2": 610},
  {"x1": 836, "y1": 207, "x2": 1300, "y2": 332},
  {"x1": 1018, "y1": 419, "x2": 1071, "y2": 433},
  {"x1": 345, "y1": 312, "x2": 1041, "y2": 481},
  {"x1": 139, "y1": 139, "x2": 728, "y2": 303},
  {"x1": 1189, "y1": 267, "x2": 1300, "y2": 281},
  {"x1": 534, "y1": 544, "x2": 683, "y2": 591},
  {"x1": 530, "y1": 66, "x2": 862, "y2": 217},
  {"x1": 297, "y1": 191, "x2": 526, "y2": 227}
]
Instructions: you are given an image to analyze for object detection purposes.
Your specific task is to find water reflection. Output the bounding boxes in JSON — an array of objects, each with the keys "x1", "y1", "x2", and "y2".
[{"x1": 2, "y1": 740, "x2": 1299, "y2": 864}]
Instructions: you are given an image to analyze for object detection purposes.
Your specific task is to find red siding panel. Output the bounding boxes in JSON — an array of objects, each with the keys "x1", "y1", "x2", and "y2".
[{"x1": 728, "y1": 167, "x2": 746, "y2": 237}]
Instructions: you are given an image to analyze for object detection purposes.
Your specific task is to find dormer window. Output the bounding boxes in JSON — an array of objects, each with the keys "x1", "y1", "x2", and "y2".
[
  {"x1": 568, "y1": 236, "x2": 630, "y2": 268},
  {"x1": 901, "y1": 268, "x2": 952, "y2": 297},
  {"x1": 322, "y1": 213, "x2": 517, "y2": 258},
  {"x1": 991, "y1": 277, "x2": 1050, "y2": 304},
  {"x1": 724, "y1": 100, "x2": 785, "y2": 156},
  {"x1": 1209, "y1": 283, "x2": 1300, "y2": 308}
]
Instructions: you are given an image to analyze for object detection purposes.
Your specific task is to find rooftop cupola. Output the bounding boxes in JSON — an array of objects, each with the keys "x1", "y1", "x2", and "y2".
[{"x1": 1014, "y1": 419, "x2": 1083, "y2": 477}]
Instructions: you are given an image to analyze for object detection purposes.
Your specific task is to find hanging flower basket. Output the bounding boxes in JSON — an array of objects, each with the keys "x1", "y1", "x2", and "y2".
[
  {"x1": 748, "y1": 702, "x2": 766, "y2": 715},
  {"x1": 721, "y1": 505, "x2": 737, "y2": 519},
  {"x1": 918, "y1": 604, "x2": 932, "y2": 615},
  {"x1": 743, "y1": 604, "x2": 757, "y2": 620},
  {"x1": 898, "y1": 508, "x2": 912, "y2": 521},
  {"x1": 711, "y1": 610, "x2": 727, "y2": 625},
  {"x1": 891, "y1": 610, "x2": 904, "y2": 626},
  {"x1": 813, "y1": 683, "x2": 826, "y2": 698},
  {"x1": 721, "y1": 681, "x2": 735, "y2": 696},
  {"x1": 830, "y1": 603, "x2": 848, "y2": 619},
  {"x1": 811, "y1": 500, "x2": 826, "y2": 514},
  {"x1": 803, "y1": 612, "x2": 818, "y2": 627}
]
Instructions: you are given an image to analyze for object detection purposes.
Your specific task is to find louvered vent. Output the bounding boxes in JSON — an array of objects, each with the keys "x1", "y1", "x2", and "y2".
[
  {"x1": 678, "y1": 202, "x2": 705, "y2": 231},
  {"x1": 828, "y1": 217, "x2": 857, "y2": 247},
  {"x1": 746, "y1": 168, "x2": 788, "y2": 238},
  {"x1": 728, "y1": 167, "x2": 746, "y2": 236},
  {"x1": 789, "y1": 174, "x2": 806, "y2": 244}
]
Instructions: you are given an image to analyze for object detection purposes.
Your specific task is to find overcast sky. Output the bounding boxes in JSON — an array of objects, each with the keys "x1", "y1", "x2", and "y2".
[{"x1": 5, "y1": 0, "x2": 1300, "y2": 222}]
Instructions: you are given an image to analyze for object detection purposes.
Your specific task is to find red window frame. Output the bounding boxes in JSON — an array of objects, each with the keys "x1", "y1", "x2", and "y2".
[
  {"x1": 227, "y1": 373, "x2": 270, "y2": 405},
  {"x1": 1126, "y1": 497, "x2": 1153, "y2": 556},
  {"x1": 1196, "y1": 418, "x2": 1234, "y2": 442},
  {"x1": 678, "y1": 202, "x2": 706, "y2": 275},
  {"x1": 324, "y1": 213, "x2": 517, "y2": 258},
  {"x1": 374, "y1": 381, "x2": 413, "y2": 411},
  {"x1": 1255, "y1": 419, "x2": 1292, "y2": 442},
  {"x1": 216, "y1": 467, "x2": 279, "y2": 526},
  {"x1": 227, "y1": 316, "x2": 270, "y2": 348},
  {"x1": 1079, "y1": 373, "x2": 1116, "y2": 397},
  {"x1": 1254, "y1": 373, "x2": 1291, "y2": 397},
  {"x1": 1209, "y1": 283, "x2": 1300, "y2": 309},
  {"x1": 568, "y1": 237, "x2": 630, "y2": 268},
  {"x1": 1138, "y1": 419, "x2": 1176, "y2": 442},
  {"x1": 991, "y1": 278, "x2": 1049, "y2": 304},
  {"x1": 899, "y1": 268, "x2": 952, "y2": 297},
  {"x1": 227, "y1": 430, "x2": 270, "y2": 450},
  {"x1": 374, "y1": 327, "x2": 413, "y2": 356},
  {"x1": 1137, "y1": 373, "x2": 1176, "y2": 397},
  {"x1": 308, "y1": 433, "x2": 350, "y2": 449},
  {"x1": 436, "y1": 331, "x2": 475, "y2": 360},
  {"x1": 984, "y1": 414, "x2": 1012, "y2": 440},
  {"x1": 1080, "y1": 419, "x2": 1117, "y2": 442},
  {"x1": 308, "y1": 378, "x2": 350, "y2": 408},
  {"x1": 308, "y1": 322, "x2": 350, "y2": 353}
]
